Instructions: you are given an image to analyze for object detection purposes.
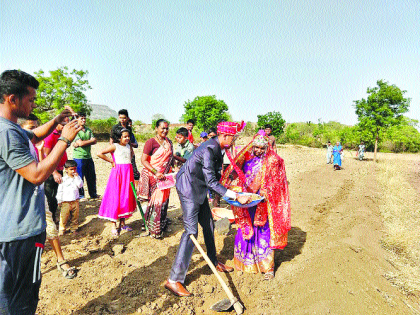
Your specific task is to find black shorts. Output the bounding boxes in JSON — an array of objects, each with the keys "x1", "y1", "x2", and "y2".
[{"x1": 0, "y1": 232, "x2": 46, "y2": 315}]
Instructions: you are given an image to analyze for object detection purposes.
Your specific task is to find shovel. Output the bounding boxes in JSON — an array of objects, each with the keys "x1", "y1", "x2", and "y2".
[
  {"x1": 130, "y1": 182, "x2": 149, "y2": 232},
  {"x1": 190, "y1": 235, "x2": 244, "y2": 314}
]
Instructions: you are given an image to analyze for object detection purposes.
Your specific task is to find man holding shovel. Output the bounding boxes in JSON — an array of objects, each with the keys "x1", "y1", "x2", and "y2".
[{"x1": 164, "y1": 121, "x2": 250, "y2": 297}]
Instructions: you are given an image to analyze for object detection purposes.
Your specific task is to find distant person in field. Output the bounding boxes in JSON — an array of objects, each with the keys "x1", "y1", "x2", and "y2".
[
  {"x1": 326, "y1": 141, "x2": 334, "y2": 164},
  {"x1": 21, "y1": 115, "x2": 77, "y2": 280},
  {"x1": 358, "y1": 141, "x2": 366, "y2": 161},
  {"x1": 0, "y1": 70, "x2": 81, "y2": 313},
  {"x1": 98, "y1": 128, "x2": 136, "y2": 236},
  {"x1": 110, "y1": 109, "x2": 140, "y2": 183},
  {"x1": 264, "y1": 124, "x2": 277, "y2": 153},
  {"x1": 207, "y1": 127, "x2": 217, "y2": 138},
  {"x1": 174, "y1": 127, "x2": 194, "y2": 168},
  {"x1": 332, "y1": 141, "x2": 343, "y2": 170},
  {"x1": 57, "y1": 160, "x2": 84, "y2": 235},
  {"x1": 186, "y1": 119, "x2": 195, "y2": 144},
  {"x1": 72, "y1": 112, "x2": 99, "y2": 199},
  {"x1": 138, "y1": 119, "x2": 178, "y2": 239},
  {"x1": 220, "y1": 130, "x2": 291, "y2": 280}
]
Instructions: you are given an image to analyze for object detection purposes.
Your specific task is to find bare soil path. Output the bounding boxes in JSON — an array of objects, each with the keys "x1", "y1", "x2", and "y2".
[{"x1": 36, "y1": 144, "x2": 420, "y2": 314}]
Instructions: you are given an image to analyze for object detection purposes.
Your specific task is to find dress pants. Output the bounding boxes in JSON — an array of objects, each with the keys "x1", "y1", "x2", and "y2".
[
  {"x1": 74, "y1": 158, "x2": 97, "y2": 198},
  {"x1": 169, "y1": 190, "x2": 217, "y2": 283}
]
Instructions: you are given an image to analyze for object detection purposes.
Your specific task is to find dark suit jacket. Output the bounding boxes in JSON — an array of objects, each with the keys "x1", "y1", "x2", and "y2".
[{"x1": 176, "y1": 137, "x2": 227, "y2": 204}]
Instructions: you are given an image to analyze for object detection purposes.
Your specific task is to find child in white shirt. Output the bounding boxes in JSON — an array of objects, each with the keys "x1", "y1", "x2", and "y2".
[{"x1": 57, "y1": 160, "x2": 84, "y2": 235}]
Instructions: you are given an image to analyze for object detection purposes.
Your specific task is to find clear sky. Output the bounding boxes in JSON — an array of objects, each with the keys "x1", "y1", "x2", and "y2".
[{"x1": 1, "y1": 0, "x2": 419, "y2": 125}]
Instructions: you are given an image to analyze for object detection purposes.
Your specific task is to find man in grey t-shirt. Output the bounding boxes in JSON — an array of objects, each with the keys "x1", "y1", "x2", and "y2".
[{"x1": 0, "y1": 70, "x2": 82, "y2": 315}]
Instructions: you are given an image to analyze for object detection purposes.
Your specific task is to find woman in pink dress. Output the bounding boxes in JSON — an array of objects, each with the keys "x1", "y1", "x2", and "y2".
[{"x1": 97, "y1": 128, "x2": 136, "y2": 236}]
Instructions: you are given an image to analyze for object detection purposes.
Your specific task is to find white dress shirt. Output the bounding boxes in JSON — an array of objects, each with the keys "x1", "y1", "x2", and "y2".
[{"x1": 56, "y1": 174, "x2": 84, "y2": 203}]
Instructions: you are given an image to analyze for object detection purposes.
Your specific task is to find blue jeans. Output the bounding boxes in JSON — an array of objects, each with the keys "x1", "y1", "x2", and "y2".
[{"x1": 74, "y1": 158, "x2": 97, "y2": 198}]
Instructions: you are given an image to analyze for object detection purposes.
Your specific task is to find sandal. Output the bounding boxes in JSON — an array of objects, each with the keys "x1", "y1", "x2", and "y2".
[
  {"x1": 121, "y1": 225, "x2": 133, "y2": 232},
  {"x1": 151, "y1": 233, "x2": 162, "y2": 239},
  {"x1": 57, "y1": 260, "x2": 77, "y2": 279},
  {"x1": 264, "y1": 271, "x2": 274, "y2": 281}
]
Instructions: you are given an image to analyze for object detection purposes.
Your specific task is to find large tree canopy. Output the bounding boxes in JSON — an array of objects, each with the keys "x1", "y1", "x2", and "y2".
[
  {"x1": 34, "y1": 67, "x2": 91, "y2": 122},
  {"x1": 353, "y1": 79, "x2": 410, "y2": 161},
  {"x1": 181, "y1": 95, "x2": 230, "y2": 130},
  {"x1": 256, "y1": 111, "x2": 286, "y2": 137}
]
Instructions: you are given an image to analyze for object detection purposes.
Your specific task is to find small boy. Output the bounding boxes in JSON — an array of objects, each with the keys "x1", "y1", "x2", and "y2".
[
  {"x1": 57, "y1": 160, "x2": 84, "y2": 235},
  {"x1": 174, "y1": 127, "x2": 194, "y2": 168}
]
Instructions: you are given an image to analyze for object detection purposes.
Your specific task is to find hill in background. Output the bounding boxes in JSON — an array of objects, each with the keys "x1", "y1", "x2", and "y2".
[{"x1": 89, "y1": 104, "x2": 118, "y2": 120}]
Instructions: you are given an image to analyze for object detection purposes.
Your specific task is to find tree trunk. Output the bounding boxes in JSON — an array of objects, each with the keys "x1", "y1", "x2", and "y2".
[{"x1": 374, "y1": 137, "x2": 378, "y2": 162}]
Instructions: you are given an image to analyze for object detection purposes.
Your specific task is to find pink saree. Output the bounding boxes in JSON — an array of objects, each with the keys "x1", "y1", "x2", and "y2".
[{"x1": 138, "y1": 139, "x2": 173, "y2": 237}]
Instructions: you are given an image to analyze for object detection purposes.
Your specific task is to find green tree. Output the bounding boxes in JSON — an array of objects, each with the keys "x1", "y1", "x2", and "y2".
[
  {"x1": 354, "y1": 80, "x2": 410, "y2": 161},
  {"x1": 151, "y1": 113, "x2": 168, "y2": 128},
  {"x1": 34, "y1": 67, "x2": 92, "y2": 122},
  {"x1": 256, "y1": 111, "x2": 286, "y2": 137},
  {"x1": 181, "y1": 95, "x2": 230, "y2": 130},
  {"x1": 87, "y1": 117, "x2": 117, "y2": 134}
]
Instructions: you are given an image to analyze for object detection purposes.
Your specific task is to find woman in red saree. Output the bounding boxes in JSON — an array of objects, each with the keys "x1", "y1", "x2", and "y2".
[
  {"x1": 221, "y1": 131, "x2": 291, "y2": 280},
  {"x1": 138, "y1": 119, "x2": 174, "y2": 238}
]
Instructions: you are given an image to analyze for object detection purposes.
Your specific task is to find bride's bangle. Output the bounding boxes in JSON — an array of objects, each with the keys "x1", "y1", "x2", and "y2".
[{"x1": 151, "y1": 168, "x2": 157, "y2": 174}]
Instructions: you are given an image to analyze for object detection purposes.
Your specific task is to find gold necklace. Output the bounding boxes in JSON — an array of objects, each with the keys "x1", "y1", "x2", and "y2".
[{"x1": 155, "y1": 136, "x2": 165, "y2": 146}]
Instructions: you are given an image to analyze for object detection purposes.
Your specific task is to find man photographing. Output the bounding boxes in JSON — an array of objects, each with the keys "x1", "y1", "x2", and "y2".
[{"x1": 0, "y1": 70, "x2": 81, "y2": 314}]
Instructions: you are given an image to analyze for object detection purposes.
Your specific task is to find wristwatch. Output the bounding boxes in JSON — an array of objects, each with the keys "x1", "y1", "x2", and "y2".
[{"x1": 58, "y1": 136, "x2": 71, "y2": 148}]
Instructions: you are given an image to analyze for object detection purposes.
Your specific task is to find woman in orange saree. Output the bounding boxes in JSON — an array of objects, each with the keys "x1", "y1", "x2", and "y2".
[
  {"x1": 138, "y1": 119, "x2": 173, "y2": 238},
  {"x1": 221, "y1": 131, "x2": 291, "y2": 280}
]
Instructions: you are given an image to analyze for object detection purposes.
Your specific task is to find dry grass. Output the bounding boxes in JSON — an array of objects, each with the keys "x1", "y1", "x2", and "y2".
[{"x1": 377, "y1": 156, "x2": 420, "y2": 294}]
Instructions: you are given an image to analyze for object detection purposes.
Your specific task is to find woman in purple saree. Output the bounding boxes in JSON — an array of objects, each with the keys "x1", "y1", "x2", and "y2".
[{"x1": 221, "y1": 131, "x2": 291, "y2": 280}]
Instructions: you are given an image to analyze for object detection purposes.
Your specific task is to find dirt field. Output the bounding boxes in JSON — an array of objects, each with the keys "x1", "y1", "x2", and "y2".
[{"x1": 36, "y1": 142, "x2": 420, "y2": 315}]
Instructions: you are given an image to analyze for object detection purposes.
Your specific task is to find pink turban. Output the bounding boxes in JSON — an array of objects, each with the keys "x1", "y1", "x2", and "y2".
[{"x1": 217, "y1": 121, "x2": 246, "y2": 135}]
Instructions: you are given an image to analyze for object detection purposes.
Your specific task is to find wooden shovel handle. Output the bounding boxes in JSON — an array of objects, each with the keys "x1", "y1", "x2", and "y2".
[{"x1": 190, "y1": 235, "x2": 244, "y2": 314}]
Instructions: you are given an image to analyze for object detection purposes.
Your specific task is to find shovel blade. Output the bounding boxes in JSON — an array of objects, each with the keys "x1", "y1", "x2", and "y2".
[{"x1": 210, "y1": 298, "x2": 234, "y2": 312}]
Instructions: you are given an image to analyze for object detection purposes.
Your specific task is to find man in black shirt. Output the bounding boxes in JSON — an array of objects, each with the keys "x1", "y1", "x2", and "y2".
[{"x1": 110, "y1": 109, "x2": 140, "y2": 181}]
